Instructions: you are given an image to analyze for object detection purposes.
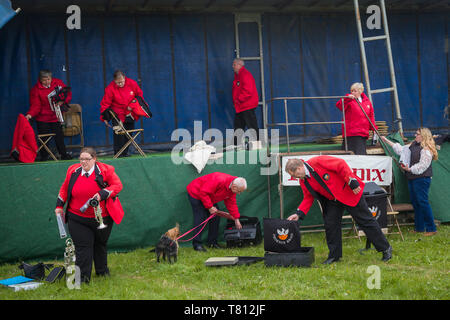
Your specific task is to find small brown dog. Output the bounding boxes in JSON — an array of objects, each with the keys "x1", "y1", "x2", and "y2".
[
  {"x1": 165, "y1": 223, "x2": 180, "y2": 242},
  {"x1": 151, "y1": 223, "x2": 180, "y2": 263}
]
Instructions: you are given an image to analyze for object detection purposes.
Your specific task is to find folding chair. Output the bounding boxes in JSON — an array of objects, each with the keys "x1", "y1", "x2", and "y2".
[
  {"x1": 342, "y1": 214, "x2": 362, "y2": 242},
  {"x1": 386, "y1": 197, "x2": 405, "y2": 241},
  {"x1": 63, "y1": 104, "x2": 84, "y2": 149},
  {"x1": 37, "y1": 133, "x2": 58, "y2": 161},
  {"x1": 108, "y1": 110, "x2": 146, "y2": 158}
]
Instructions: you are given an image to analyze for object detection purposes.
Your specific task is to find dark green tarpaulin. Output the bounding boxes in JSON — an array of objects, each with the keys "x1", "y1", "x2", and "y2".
[{"x1": 0, "y1": 142, "x2": 448, "y2": 263}]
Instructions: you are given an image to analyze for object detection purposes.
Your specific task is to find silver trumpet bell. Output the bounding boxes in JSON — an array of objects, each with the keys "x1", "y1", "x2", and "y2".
[{"x1": 94, "y1": 205, "x2": 107, "y2": 230}]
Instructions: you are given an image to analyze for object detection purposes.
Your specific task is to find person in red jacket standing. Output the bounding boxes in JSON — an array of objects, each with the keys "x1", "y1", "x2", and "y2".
[
  {"x1": 336, "y1": 82, "x2": 378, "y2": 155},
  {"x1": 187, "y1": 172, "x2": 245, "y2": 251},
  {"x1": 25, "y1": 70, "x2": 72, "y2": 160},
  {"x1": 232, "y1": 59, "x2": 260, "y2": 147},
  {"x1": 100, "y1": 70, "x2": 145, "y2": 157},
  {"x1": 285, "y1": 156, "x2": 392, "y2": 264},
  {"x1": 55, "y1": 147, "x2": 124, "y2": 284}
]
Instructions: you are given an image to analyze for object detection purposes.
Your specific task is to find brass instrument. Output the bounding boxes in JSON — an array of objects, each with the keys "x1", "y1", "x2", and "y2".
[
  {"x1": 93, "y1": 202, "x2": 107, "y2": 230},
  {"x1": 80, "y1": 197, "x2": 107, "y2": 229},
  {"x1": 47, "y1": 85, "x2": 71, "y2": 124}
]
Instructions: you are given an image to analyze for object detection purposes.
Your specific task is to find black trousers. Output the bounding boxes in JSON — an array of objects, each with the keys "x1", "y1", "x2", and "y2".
[
  {"x1": 36, "y1": 121, "x2": 68, "y2": 160},
  {"x1": 112, "y1": 116, "x2": 135, "y2": 156},
  {"x1": 67, "y1": 212, "x2": 113, "y2": 283},
  {"x1": 187, "y1": 194, "x2": 220, "y2": 247},
  {"x1": 233, "y1": 108, "x2": 259, "y2": 145},
  {"x1": 342, "y1": 136, "x2": 367, "y2": 155},
  {"x1": 320, "y1": 195, "x2": 390, "y2": 259}
]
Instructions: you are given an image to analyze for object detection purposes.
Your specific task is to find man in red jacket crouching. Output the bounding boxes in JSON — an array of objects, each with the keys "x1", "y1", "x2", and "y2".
[
  {"x1": 285, "y1": 156, "x2": 392, "y2": 264},
  {"x1": 187, "y1": 172, "x2": 246, "y2": 251}
]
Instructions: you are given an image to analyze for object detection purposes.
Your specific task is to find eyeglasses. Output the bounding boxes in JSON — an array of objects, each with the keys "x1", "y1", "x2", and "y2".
[{"x1": 79, "y1": 158, "x2": 94, "y2": 161}]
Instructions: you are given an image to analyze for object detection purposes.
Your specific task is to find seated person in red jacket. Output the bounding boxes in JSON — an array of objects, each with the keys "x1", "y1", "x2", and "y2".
[
  {"x1": 25, "y1": 70, "x2": 72, "y2": 160},
  {"x1": 285, "y1": 156, "x2": 392, "y2": 264},
  {"x1": 186, "y1": 172, "x2": 245, "y2": 252},
  {"x1": 336, "y1": 82, "x2": 378, "y2": 155},
  {"x1": 232, "y1": 59, "x2": 260, "y2": 147},
  {"x1": 100, "y1": 70, "x2": 145, "y2": 157}
]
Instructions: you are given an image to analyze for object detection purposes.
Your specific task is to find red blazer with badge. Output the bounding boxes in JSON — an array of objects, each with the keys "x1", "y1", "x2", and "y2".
[
  {"x1": 187, "y1": 172, "x2": 240, "y2": 219},
  {"x1": 296, "y1": 155, "x2": 365, "y2": 215},
  {"x1": 232, "y1": 66, "x2": 259, "y2": 113},
  {"x1": 100, "y1": 77, "x2": 144, "y2": 122},
  {"x1": 56, "y1": 162, "x2": 124, "y2": 224}
]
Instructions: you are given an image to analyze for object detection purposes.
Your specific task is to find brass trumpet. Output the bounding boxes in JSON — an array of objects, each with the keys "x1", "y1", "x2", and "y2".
[
  {"x1": 93, "y1": 204, "x2": 107, "y2": 230},
  {"x1": 80, "y1": 197, "x2": 107, "y2": 229}
]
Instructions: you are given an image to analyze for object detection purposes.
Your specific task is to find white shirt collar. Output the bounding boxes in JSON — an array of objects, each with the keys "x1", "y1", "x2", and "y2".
[
  {"x1": 303, "y1": 162, "x2": 311, "y2": 178},
  {"x1": 81, "y1": 165, "x2": 95, "y2": 177}
]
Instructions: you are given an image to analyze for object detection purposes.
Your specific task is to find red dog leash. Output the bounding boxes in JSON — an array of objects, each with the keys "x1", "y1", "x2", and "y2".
[{"x1": 176, "y1": 210, "x2": 235, "y2": 243}]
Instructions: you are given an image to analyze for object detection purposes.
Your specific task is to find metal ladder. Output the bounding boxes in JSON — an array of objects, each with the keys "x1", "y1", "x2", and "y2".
[
  {"x1": 234, "y1": 13, "x2": 271, "y2": 217},
  {"x1": 234, "y1": 13, "x2": 266, "y2": 129},
  {"x1": 353, "y1": 0, "x2": 403, "y2": 136}
]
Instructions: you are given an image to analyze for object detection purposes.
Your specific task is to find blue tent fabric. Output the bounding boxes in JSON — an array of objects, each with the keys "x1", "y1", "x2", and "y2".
[
  {"x1": 0, "y1": 0, "x2": 17, "y2": 29},
  {"x1": 0, "y1": 12, "x2": 448, "y2": 156}
]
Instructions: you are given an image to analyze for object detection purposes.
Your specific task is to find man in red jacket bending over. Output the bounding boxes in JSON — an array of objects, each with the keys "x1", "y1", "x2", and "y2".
[
  {"x1": 25, "y1": 70, "x2": 72, "y2": 161},
  {"x1": 187, "y1": 172, "x2": 245, "y2": 252},
  {"x1": 232, "y1": 59, "x2": 260, "y2": 147},
  {"x1": 285, "y1": 156, "x2": 392, "y2": 264}
]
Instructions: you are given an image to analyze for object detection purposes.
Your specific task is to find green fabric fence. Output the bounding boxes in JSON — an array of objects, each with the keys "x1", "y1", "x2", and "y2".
[{"x1": 1, "y1": 142, "x2": 448, "y2": 263}]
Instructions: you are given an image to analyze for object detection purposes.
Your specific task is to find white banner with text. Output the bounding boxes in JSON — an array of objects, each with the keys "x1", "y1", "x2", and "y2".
[{"x1": 281, "y1": 155, "x2": 392, "y2": 186}]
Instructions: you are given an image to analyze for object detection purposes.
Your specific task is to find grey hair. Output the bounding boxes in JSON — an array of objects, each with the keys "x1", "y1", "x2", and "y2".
[
  {"x1": 232, "y1": 177, "x2": 247, "y2": 190},
  {"x1": 285, "y1": 159, "x2": 303, "y2": 174},
  {"x1": 233, "y1": 58, "x2": 245, "y2": 66},
  {"x1": 350, "y1": 82, "x2": 364, "y2": 93},
  {"x1": 39, "y1": 69, "x2": 52, "y2": 79}
]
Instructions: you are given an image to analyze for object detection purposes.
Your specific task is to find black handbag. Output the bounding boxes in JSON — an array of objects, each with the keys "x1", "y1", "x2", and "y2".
[
  {"x1": 18, "y1": 262, "x2": 53, "y2": 280},
  {"x1": 263, "y1": 218, "x2": 302, "y2": 253}
]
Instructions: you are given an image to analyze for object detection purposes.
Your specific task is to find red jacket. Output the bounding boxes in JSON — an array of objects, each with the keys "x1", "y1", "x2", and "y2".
[
  {"x1": 336, "y1": 93, "x2": 377, "y2": 138},
  {"x1": 11, "y1": 114, "x2": 38, "y2": 163},
  {"x1": 27, "y1": 78, "x2": 72, "y2": 122},
  {"x1": 187, "y1": 172, "x2": 240, "y2": 219},
  {"x1": 56, "y1": 162, "x2": 124, "y2": 224},
  {"x1": 100, "y1": 77, "x2": 144, "y2": 122},
  {"x1": 295, "y1": 156, "x2": 365, "y2": 215},
  {"x1": 232, "y1": 66, "x2": 259, "y2": 113}
]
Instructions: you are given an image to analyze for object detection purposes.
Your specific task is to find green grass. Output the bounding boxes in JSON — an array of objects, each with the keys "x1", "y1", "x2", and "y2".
[{"x1": 0, "y1": 225, "x2": 448, "y2": 300}]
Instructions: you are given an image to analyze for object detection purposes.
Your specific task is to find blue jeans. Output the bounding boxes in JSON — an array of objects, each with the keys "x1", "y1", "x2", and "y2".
[{"x1": 407, "y1": 177, "x2": 436, "y2": 232}]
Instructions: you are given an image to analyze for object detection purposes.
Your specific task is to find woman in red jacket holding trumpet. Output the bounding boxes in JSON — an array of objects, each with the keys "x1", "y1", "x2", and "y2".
[{"x1": 55, "y1": 147, "x2": 124, "y2": 283}]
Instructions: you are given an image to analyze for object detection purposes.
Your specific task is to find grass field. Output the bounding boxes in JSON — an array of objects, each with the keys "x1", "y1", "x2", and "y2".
[{"x1": 0, "y1": 225, "x2": 448, "y2": 300}]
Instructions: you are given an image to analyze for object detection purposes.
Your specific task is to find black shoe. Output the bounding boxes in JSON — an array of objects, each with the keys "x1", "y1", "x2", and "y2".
[
  {"x1": 208, "y1": 243, "x2": 224, "y2": 249},
  {"x1": 322, "y1": 257, "x2": 340, "y2": 265},
  {"x1": 381, "y1": 246, "x2": 392, "y2": 262},
  {"x1": 96, "y1": 268, "x2": 110, "y2": 277},
  {"x1": 193, "y1": 245, "x2": 207, "y2": 252}
]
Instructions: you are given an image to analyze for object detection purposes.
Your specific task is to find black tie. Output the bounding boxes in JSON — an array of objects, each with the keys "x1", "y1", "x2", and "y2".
[{"x1": 84, "y1": 173, "x2": 89, "y2": 178}]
